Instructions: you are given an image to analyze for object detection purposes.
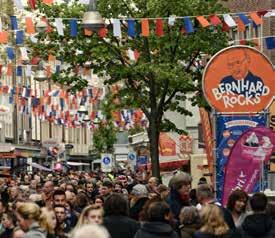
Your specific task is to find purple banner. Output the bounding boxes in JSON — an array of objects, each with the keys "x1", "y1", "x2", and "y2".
[{"x1": 222, "y1": 126, "x2": 275, "y2": 205}]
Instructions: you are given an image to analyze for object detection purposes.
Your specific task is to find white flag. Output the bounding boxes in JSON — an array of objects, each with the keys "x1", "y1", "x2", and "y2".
[
  {"x1": 128, "y1": 49, "x2": 135, "y2": 61},
  {"x1": 55, "y1": 18, "x2": 64, "y2": 36},
  {"x1": 26, "y1": 65, "x2": 32, "y2": 77},
  {"x1": 14, "y1": 0, "x2": 24, "y2": 10},
  {"x1": 168, "y1": 16, "x2": 176, "y2": 26},
  {"x1": 79, "y1": 0, "x2": 90, "y2": 4},
  {"x1": 223, "y1": 14, "x2": 237, "y2": 27},
  {"x1": 20, "y1": 47, "x2": 29, "y2": 60},
  {"x1": 30, "y1": 35, "x2": 38, "y2": 43},
  {"x1": 113, "y1": 19, "x2": 121, "y2": 38}
]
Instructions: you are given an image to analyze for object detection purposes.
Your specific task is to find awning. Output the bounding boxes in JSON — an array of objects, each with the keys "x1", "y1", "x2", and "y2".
[
  {"x1": 67, "y1": 162, "x2": 90, "y2": 166},
  {"x1": 28, "y1": 162, "x2": 52, "y2": 172}
]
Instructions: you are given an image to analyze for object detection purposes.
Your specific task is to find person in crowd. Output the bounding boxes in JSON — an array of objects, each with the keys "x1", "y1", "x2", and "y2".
[
  {"x1": 94, "y1": 196, "x2": 104, "y2": 207},
  {"x1": 146, "y1": 177, "x2": 159, "y2": 196},
  {"x1": 74, "y1": 192, "x2": 90, "y2": 214},
  {"x1": 99, "y1": 181, "x2": 113, "y2": 201},
  {"x1": 0, "y1": 212, "x2": 16, "y2": 238},
  {"x1": 16, "y1": 202, "x2": 47, "y2": 238},
  {"x1": 54, "y1": 205, "x2": 70, "y2": 238},
  {"x1": 103, "y1": 193, "x2": 139, "y2": 238},
  {"x1": 157, "y1": 184, "x2": 170, "y2": 201},
  {"x1": 179, "y1": 206, "x2": 201, "y2": 238},
  {"x1": 135, "y1": 201, "x2": 178, "y2": 238},
  {"x1": 194, "y1": 204, "x2": 232, "y2": 238},
  {"x1": 40, "y1": 208, "x2": 57, "y2": 238},
  {"x1": 8, "y1": 187, "x2": 20, "y2": 204},
  {"x1": 12, "y1": 227, "x2": 24, "y2": 238},
  {"x1": 167, "y1": 172, "x2": 192, "y2": 220},
  {"x1": 238, "y1": 192, "x2": 275, "y2": 237},
  {"x1": 71, "y1": 224, "x2": 109, "y2": 238},
  {"x1": 29, "y1": 180, "x2": 38, "y2": 195},
  {"x1": 226, "y1": 189, "x2": 248, "y2": 227},
  {"x1": 75, "y1": 204, "x2": 104, "y2": 228},
  {"x1": 85, "y1": 182, "x2": 98, "y2": 201},
  {"x1": 42, "y1": 181, "x2": 54, "y2": 208},
  {"x1": 196, "y1": 184, "x2": 235, "y2": 231},
  {"x1": 130, "y1": 184, "x2": 149, "y2": 221}
]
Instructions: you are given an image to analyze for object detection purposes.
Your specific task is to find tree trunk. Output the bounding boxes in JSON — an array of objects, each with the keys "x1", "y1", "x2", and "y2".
[{"x1": 148, "y1": 119, "x2": 160, "y2": 179}]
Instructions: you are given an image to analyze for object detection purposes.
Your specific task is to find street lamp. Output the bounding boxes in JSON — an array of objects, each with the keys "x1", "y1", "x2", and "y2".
[
  {"x1": 82, "y1": 0, "x2": 105, "y2": 31},
  {"x1": 34, "y1": 61, "x2": 48, "y2": 82}
]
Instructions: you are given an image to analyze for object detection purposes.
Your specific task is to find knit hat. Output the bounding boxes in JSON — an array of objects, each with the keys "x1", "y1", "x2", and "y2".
[{"x1": 131, "y1": 184, "x2": 148, "y2": 197}]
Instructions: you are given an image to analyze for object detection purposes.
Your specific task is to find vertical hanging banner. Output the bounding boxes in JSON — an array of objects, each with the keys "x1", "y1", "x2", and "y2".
[
  {"x1": 215, "y1": 114, "x2": 267, "y2": 202},
  {"x1": 203, "y1": 46, "x2": 274, "y2": 113},
  {"x1": 101, "y1": 153, "x2": 113, "y2": 172},
  {"x1": 222, "y1": 127, "x2": 275, "y2": 205}
]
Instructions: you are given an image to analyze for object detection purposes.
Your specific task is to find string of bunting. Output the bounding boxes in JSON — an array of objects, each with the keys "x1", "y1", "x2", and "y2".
[{"x1": 0, "y1": 84, "x2": 147, "y2": 130}]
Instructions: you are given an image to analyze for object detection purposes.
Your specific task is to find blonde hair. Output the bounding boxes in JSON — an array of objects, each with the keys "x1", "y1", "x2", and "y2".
[
  {"x1": 40, "y1": 207, "x2": 55, "y2": 234},
  {"x1": 17, "y1": 202, "x2": 49, "y2": 230},
  {"x1": 75, "y1": 204, "x2": 103, "y2": 228},
  {"x1": 72, "y1": 224, "x2": 109, "y2": 238},
  {"x1": 199, "y1": 204, "x2": 229, "y2": 236}
]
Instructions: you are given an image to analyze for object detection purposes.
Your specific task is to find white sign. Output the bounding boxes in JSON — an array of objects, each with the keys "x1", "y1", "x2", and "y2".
[
  {"x1": 101, "y1": 154, "x2": 113, "y2": 172},
  {"x1": 127, "y1": 151, "x2": 137, "y2": 171}
]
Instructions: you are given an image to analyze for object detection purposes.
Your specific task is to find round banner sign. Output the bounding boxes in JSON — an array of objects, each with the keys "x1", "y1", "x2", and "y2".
[{"x1": 203, "y1": 46, "x2": 274, "y2": 113}]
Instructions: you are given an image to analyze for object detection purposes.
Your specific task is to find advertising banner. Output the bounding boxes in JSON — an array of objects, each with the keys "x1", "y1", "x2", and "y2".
[
  {"x1": 222, "y1": 127, "x2": 275, "y2": 205},
  {"x1": 101, "y1": 154, "x2": 113, "y2": 172},
  {"x1": 216, "y1": 114, "x2": 267, "y2": 202},
  {"x1": 159, "y1": 133, "x2": 176, "y2": 156},
  {"x1": 203, "y1": 46, "x2": 274, "y2": 113}
]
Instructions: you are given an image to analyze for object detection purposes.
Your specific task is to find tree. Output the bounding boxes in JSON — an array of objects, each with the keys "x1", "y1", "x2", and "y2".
[{"x1": 31, "y1": 0, "x2": 228, "y2": 178}]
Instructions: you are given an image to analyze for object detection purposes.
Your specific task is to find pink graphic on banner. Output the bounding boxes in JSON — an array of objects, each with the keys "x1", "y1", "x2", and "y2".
[{"x1": 222, "y1": 127, "x2": 275, "y2": 205}]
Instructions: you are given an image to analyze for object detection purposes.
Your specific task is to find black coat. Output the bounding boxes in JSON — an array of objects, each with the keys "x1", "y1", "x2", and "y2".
[
  {"x1": 180, "y1": 224, "x2": 200, "y2": 238},
  {"x1": 135, "y1": 222, "x2": 179, "y2": 238},
  {"x1": 104, "y1": 215, "x2": 140, "y2": 238},
  {"x1": 237, "y1": 213, "x2": 275, "y2": 238}
]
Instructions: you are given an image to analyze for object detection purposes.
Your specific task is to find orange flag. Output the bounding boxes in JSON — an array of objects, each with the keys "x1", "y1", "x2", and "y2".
[
  {"x1": 249, "y1": 12, "x2": 263, "y2": 25},
  {"x1": 196, "y1": 16, "x2": 210, "y2": 27},
  {"x1": 0, "y1": 32, "x2": 8, "y2": 44},
  {"x1": 42, "y1": 0, "x2": 53, "y2": 5},
  {"x1": 141, "y1": 19, "x2": 150, "y2": 37},
  {"x1": 84, "y1": 28, "x2": 93, "y2": 36},
  {"x1": 7, "y1": 64, "x2": 12, "y2": 76},
  {"x1": 25, "y1": 17, "x2": 35, "y2": 34},
  {"x1": 48, "y1": 54, "x2": 55, "y2": 62},
  {"x1": 236, "y1": 18, "x2": 246, "y2": 32}
]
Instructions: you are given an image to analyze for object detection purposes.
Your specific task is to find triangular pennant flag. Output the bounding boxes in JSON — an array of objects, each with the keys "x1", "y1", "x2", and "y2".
[
  {"x1": 265, "y1": 37, "x2": 275, "y2": 49},
  {"x1": 69, "y1": 19, "x2": 78, "y2": 37},
  {"x1": 134, "y1": 50, "x2": 140, "y2": 60},
  {"x1": 10, "y1": 16, "x2": 18, "y2": 30},
  {"x1": 41, "y1": 17, "x2": 52, "y2": 33},
  {"x1": 98, "y1": 27, "x2": 107, "y2": 38},
  {"x1": 156, "y1": 19, "x2": 164, "y2": 37},
  {"x1": 28, "y1": 0, "x2": 36, "y2": 9},
  {"x1": 196, "y1": 16, "x2": 210, "y2": 27},
  {"x1": 223, "y1": 14, "x2": 237, "y2": 27},
  {"x1": 184, "y1": 17, "x2": 194, "y2": 33},
  {"x1": 55, "y1": 18, "x2": 64, "y2": 36},
  {"x1": 222, "y1": 22, "x2": 230, "y2": 32},
  {"x1": 16, "y1": 30, "x2": 24, "y2": 45},
  {"x1": 113, "y1": 19, "x2": 121, "y2": 38},
  {"x1": 141, "y1": 19, "x2": 150, "y2": 37},
  {"x1": 128, "y1": 49, "x2": 135, "y2": 61},
  {"x1": 14, "y1": 0, "x2": 24, "y2": 9},
  {"x1": 209, "y1": 15, "x2": 222, "y2": 26},
  {"x1": 7, "y1": 47, "x2": 15, "y2": 60},
  {"x1": 0, "y1": 32, "x2": 8, "y2": 44},
  {"x1": 127, "y1": 19, "x2": 136, "y2": 38},
  {"x1": 25, "y1": 17, "x2": 35, "y2": 34},
  {"x1": 249, "y1": 12, "x2": 263, "y2": 25},
  {"x1": 42, "y1": 0, "x2": 53, "y2": 5},
  {"x1": 236, "y1": 18, "x2": 246, "y2": 32},
  {"x1": 238, "y1": 13, "x2": 251, "y2": 25}
]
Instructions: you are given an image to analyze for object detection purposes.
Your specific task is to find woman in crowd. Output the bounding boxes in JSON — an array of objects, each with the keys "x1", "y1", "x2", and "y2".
[
  {"x1": 16, "y1": 202, "x2": 47, "y2": 238},
  {"x1": 227, "y1": 189, "x2": 248, "y2": 227},
  {"x1": 194, "y1": 204, "x2": 232, "y2": 238},
  {"x1": 134, "y1": 201, "x2": 178, "y2": 238},
  {"x1": 0, "y1": 212, "x2": 16, "y2": 238},
  {"x1": 179, "y1": 206, "x2": 201, "y2": 238},
  {"x1": 40, "y1": 207, "x2": 57, "y2": 238},
  {"x1": 12, "y1": 227, "x2": 24, "y2": 238},
  {"x1": 76, "y1": 204, "x2": 104, "y2": 226}
]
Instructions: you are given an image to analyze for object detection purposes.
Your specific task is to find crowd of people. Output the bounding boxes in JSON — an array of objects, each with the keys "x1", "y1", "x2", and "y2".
[{"x1": 0, "y1": 169, "x2": 274, "y2": 238}]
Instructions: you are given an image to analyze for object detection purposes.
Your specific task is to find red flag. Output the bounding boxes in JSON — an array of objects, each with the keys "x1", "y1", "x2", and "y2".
[
  {"x1": 28, "y1": 0, "x2": 36, "y2": 9},
  {"x1": 98, "y1": 27, "x2": 108, "y2": 38},
  {"x1": 156, "y1": 19, "x2": 164, "y2": 37},
  {"x1": 209, "y1": 15, "x2": 222, "y2": 26}
]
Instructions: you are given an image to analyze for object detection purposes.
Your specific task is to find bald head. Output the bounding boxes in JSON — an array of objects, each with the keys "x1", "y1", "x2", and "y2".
[{"x1": 43, "y1": 181, "x2": 54, "y2": 194}]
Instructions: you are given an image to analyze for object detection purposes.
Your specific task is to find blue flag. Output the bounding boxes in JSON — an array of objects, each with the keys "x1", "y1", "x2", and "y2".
[
  {"x1": 16, "y1": 30, "x2": 24, "y2": 45},
  {"x1": 238, "y1": 13, "x2": 251, "y2": 25},
  {"x1": 16, "y1": 66, "x2": 22, "y2": 76},
  {"x1": 266, "y1": 37, "x2": 275, "y2": 49},
  {"x1": 184, "y1": 17, "x2": 194, "y2": 33},
  {"x1": 69, "y1": 19, "x2": 78, "y2": 37},
  {"x1": 7, "y1": 47, "x2": 15, "y2": 60},
  {"x1": 10, "y1": 16, "x2": 18, "y2": 30},
  {"x1": 127, "y1": 20, "x2": 136, "y2": 38}
]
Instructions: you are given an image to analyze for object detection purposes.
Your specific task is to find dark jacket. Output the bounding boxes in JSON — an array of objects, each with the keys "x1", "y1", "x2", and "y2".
[
  {"x1": 167, "y1": 189, "x2": 190, "y2": 220},
  {"x1": 135, "y1": 222, "x2": 179, "y2": 238},
  {"x1": 104, "y1": 215, "x2": 140, "y2": 238},
  {"x1": 130, "y1": 197, "x2": 149, "y2": 220},
  {"x1": 0, "y1": 228, "x2": 14, "y2": 238},
  {"x1": 180, "y1": 224, "x2": 200, "y2": 238},
  {"x1": 238, "y1": 213, "x2": 275, "y2": 238}
]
